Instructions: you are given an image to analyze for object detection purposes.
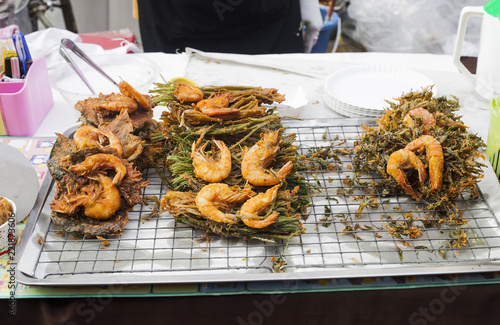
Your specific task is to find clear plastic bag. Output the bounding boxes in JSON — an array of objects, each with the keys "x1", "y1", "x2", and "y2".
[{"x1": 344, "y1": 0, "x2": 484, "y2": 55}]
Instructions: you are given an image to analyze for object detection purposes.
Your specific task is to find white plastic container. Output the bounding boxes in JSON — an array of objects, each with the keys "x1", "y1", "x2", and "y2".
[{"x1": 453, "y1": 6, "x2": 500, "y2": 100}]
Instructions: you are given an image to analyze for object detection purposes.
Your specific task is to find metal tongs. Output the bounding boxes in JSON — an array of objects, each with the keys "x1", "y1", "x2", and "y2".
[{"x1": 59, "y1": 38, "x2": 119, "y2": 95}]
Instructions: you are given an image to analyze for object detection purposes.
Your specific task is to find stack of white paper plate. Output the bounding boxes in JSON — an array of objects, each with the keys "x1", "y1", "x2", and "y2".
[{"x1": 323, "y1": 65, "x2": 435, "y2": 118}]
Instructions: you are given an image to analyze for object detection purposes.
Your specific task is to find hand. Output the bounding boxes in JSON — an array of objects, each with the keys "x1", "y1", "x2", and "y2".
[{"x1": 300, "y1": 0, "x2": 323, "y2": 53}]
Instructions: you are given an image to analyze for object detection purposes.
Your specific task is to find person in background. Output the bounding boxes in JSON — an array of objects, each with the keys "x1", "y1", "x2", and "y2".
[
  {"x1": 136, "y1": 0, "x2": 323, "y2": 54},
  {"x1": 300, "y1": 0, "x2": 323, "y2": 53}
]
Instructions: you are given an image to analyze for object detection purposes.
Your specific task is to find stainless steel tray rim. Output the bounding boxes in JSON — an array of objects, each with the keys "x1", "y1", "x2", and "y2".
[{"x1": 15, "y1": 119, "x2": 500, "y2": 286}]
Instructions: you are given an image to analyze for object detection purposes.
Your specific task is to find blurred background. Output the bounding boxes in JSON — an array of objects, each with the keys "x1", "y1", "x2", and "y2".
[
  {"x1": 2, "y1": 0, "x2": 487, "y2": 55},
  {"x1": 2, "y1": 0, "x2": 140, "y2": 42}
]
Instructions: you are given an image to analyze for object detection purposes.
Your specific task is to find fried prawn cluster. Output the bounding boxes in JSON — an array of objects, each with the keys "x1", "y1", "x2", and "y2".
[
  {"x1": 353, "y1": 87, "x2": 486, "y2": 247},
  {"x1": 149, "y1": 80, "x2": 309, "y2": 242},
  {"x1": 48, "y1": 81, "x2": 155, "y2": 237}
]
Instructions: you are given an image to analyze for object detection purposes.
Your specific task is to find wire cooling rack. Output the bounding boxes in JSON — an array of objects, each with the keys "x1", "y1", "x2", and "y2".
[{"x1": 16, "y1": 119, "x2": 500, "y2": 285}]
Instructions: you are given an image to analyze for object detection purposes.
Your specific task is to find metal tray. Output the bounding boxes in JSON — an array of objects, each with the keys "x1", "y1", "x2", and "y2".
[{"x1": 16, "y1": 119, "x2": 500, "y2": 285}]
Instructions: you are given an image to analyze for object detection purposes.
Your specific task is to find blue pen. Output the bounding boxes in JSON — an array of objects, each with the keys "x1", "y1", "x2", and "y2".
[
  {"x1": 12, "y1": 31, "x2": 32, "y2": 77},
  {"x1": 19, "y1": 31, "x2": 33, "y2": 72}
]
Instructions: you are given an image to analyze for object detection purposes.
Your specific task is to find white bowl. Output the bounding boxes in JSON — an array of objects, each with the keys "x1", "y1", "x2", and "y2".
[
  {"x1": 0, "y1": 197, "x2": 17, "y2": 257},
  {"x1": 50, "y1": 54, "x2": 160, "y2": 107}
]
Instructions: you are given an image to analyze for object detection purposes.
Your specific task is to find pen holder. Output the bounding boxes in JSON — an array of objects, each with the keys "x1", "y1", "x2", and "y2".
[{"x1": 0, "y1": 57, "x2": 53, "y2": 136}]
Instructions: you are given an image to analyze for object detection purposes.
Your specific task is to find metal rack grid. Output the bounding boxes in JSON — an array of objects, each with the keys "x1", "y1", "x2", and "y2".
[
  {"x1": 17, "y1": 122, "x2": 500, "y2": 284},
  {"x1": 282, "y1": 123, "x2": 500, "y2": 270}
]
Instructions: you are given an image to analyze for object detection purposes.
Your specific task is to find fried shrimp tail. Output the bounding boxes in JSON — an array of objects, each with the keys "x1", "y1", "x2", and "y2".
[
  {"x1": 191, "y1": 139, "x2": 232, "y2": 183},
  {"x1": 195, "y1": 183, "x2": 254, "y2": 224},
  {"x1": 403, "y1": 107, "x2": 436, "y2": 128},
  {"x1": 387, "y1": 149, "x2": 427, "y2": 196},
  {"x1": 239, "y1": 185, "x2": 280, "y2": 229},
  {"x1": 73, "y1": 124, "x2": 123, "y2": 156},
  {"x1": 95, "y1": 93, "x2": 139, "y2": 112},
  {"x1": 241, "y1": 130, "x2": 293, "y2": 186},
  {"x1": 118, "y1": 80, "x2": 152, "y2": 110},
  {"x1": 82, "y1": 174, "x2": 121, "y2": 219},
  {"x1": 69, "y1": 153, "x2": 127, "y2": 185},
  {"x1": 174, "y1": 82, "x2": 204, "y2": 103},
  {"x1": 98, "y1": 127, "x2": 124, "y2": 156},
  {"x1": 405, "y1": 135, "x2": 444, "y2": 191},
  {"x1": 50, "y1": 174, "x2": 121, "y2": 220},
  {"x1": 194, "y1": 92, "x2": 238, "y2": 116}
]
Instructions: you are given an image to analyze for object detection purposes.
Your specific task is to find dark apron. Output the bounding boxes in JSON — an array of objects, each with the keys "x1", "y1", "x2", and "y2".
[{"x1": 137, "y1": 0, "x2": 303, "y2": 54}]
